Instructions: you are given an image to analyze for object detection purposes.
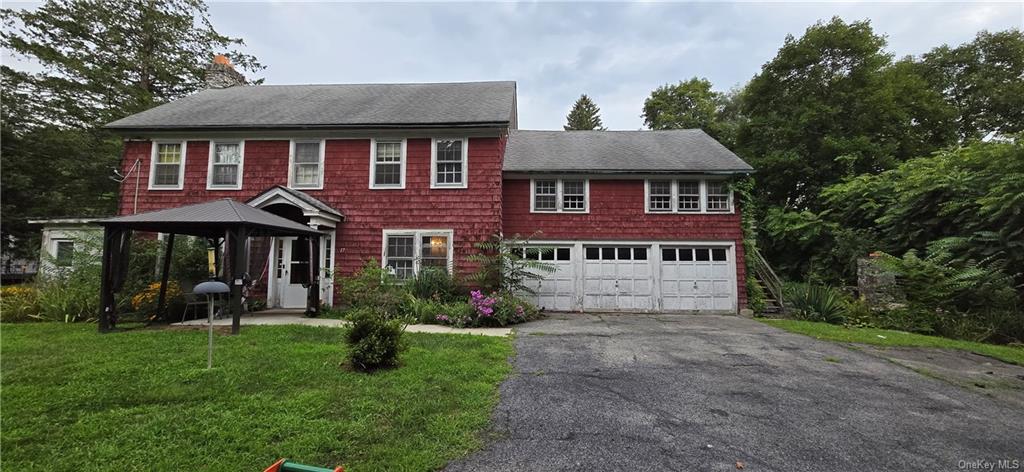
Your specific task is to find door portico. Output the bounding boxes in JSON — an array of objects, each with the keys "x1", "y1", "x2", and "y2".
[{"x1": 247, "y1": 186, "x2": 343, "y2": 309}]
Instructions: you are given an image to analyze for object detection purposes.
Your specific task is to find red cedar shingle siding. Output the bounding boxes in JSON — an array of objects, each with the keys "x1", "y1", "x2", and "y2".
[
  {"x1": 500, "y1": 178, "x2": 748, "y2": 308},
  {"x1": 118, "y1": 138, "x2": 504, "y2": 278}
]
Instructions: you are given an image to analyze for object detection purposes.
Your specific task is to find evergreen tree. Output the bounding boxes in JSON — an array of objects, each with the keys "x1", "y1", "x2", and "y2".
[
  {"x1": 0, "y1": 0, "x2": 263, "y2": 258},
  {"x1": 564, "y1": 94, "x2": 606, "y2": 130}
]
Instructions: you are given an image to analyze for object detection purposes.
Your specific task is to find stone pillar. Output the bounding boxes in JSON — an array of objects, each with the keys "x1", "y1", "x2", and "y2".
[{"x1": 857, "y1": 252, "x2": 902, "y2": 308}]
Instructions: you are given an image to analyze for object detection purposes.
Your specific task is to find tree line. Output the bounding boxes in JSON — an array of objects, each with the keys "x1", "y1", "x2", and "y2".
[{"x1": 566, "y1": 18, "x2": 1023, "y2": 295}]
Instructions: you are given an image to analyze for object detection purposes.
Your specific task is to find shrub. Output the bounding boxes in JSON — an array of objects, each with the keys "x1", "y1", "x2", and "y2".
[
  {"x1": 0, "y1": 285, "x2": 42, "y2": 322},
  {"x1": 434, "y1": 290, "x2": 540, "y2": 328},
  {"x1": 129, "y1": 281, "x2": 184, "y2": 318},
  {"x1": 783, "y1": 282, "x2": 847, "y2": 324},
  {"x1": 345, "y1": 307, "x2": 406, "y2": 372},
  {"x1": 406, "y1": 267, "x2": 463, "y2": 302},
  {"x1": 468, "y1": 233, "x2": 555, "y2": 294},
  {"x1": 336, "y1": 259, "x2": 406, "y2": 315}
]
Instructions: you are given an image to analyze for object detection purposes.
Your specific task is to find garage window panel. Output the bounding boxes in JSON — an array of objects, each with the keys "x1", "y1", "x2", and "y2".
[
  {"x1": 712, "y1": 248, "x2": 728, "y2": 261},
  {"x1": 556, "y1": 248, "x2": 571, "y2": 261},
  {"x1": 662, "y1": 248, "x2": 677, "y2": 261}
]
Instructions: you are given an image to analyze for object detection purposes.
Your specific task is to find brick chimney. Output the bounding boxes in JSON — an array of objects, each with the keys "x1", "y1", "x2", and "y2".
[{"x1": 205, "y1": 54, "x2": 246, "y2": 89}]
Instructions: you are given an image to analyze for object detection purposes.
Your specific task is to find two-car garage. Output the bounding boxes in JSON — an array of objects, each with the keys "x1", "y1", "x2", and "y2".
[{"x1": 520, "y1": 241, "x2": 738, "y2": 313}]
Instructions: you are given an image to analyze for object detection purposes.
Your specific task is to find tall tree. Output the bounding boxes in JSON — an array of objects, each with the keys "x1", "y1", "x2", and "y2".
[
  {"x1": 0, "y1": 0, "x2": 263, "y2": 259},
  {"x1": 641, "y1": 77, "x2": 743, "y2": 147},
  {"x1": 564, "y1": 94, "x2": 606, "y2": 130},
  {"x1": 919, "y1": 29, "x2": 1024, "y2": 139},
  {"x1": 736, "y1": 17, "x2": 955, "y2": 209}
]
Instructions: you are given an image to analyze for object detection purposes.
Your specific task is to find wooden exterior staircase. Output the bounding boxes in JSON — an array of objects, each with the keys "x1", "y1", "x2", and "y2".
[{"x1": 750, "y1": 247, "x2": 785, "y2": 315}]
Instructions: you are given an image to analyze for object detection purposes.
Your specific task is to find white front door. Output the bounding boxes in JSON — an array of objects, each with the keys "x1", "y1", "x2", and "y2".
[
  {"x1": 582, "y1": 246, "x2": 653, "y2": 311},
  {"x1": 275, "y1": 237, "x2": 311, "y2": 309}
]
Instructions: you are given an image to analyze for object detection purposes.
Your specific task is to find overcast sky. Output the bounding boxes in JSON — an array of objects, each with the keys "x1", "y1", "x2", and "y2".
[{"x1": 5, "y1": 1, "x2": 1022, "y2": 130}]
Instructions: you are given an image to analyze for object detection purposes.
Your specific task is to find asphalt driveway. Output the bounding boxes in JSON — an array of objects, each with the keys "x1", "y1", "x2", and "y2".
[{"x1": 445, "y1": 313, "x2": 1024, "y2": 472}]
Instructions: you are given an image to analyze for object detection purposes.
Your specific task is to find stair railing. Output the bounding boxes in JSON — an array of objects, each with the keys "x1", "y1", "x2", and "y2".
[{"x1": 750, "y1": 247, "x2": 785, "y2": 313}]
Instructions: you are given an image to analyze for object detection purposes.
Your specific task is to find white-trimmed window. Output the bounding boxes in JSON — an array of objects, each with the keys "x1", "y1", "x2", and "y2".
[
  {"x1": 679, "y1": 180, "x2": 701, "y2": 212},
  {"x1": 382, "y1": 229, "x2": 454, "y2": 279},
  {"x1": 149, "y1": 141, "x2": 186, "y2": 190},
  {"x1": 648, "y1": 180, "x2": 673, "y2": 212},
  {"x1": 645, "y1": 179, "x2": 733, "y2": 213},
  {"x1": 531, "y1": 179, "x2": 589, "y2": 213},
  {"x1": 705, "y1": 181, "x2": 731, "y2": 212},
  {"x1": 431, "y1": 138, "x2": 468, "y2": 188},
  {"x1": 207, "y1": 141, "x2": 244, "y2": 189},
  {"x1": 289, "y1": 140, "x2": 324, "y2": 189},
  {"x1": 370, "y1": 139, "x2": 406, "y2": 189}
]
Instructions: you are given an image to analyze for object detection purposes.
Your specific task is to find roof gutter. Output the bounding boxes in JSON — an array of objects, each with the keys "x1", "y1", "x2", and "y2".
[{"x1": 104, "y1": 121, "x2": 512, "y2": 134}]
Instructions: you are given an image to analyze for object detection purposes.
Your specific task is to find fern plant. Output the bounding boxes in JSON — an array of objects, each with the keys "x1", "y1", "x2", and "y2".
[{"x1": 468, "y1": 233, "x2": 556, "y2": 295}]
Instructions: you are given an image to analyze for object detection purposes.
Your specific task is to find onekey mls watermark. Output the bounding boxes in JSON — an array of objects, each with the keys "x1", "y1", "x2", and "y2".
[{"x1": 958, "y1": 459, "x2": 1021, "y2": 470}]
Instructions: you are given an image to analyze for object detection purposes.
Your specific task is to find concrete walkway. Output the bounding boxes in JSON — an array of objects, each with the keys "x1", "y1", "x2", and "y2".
[{"x1": 172, "y1": 311, "x2": 512, "y2": 336}]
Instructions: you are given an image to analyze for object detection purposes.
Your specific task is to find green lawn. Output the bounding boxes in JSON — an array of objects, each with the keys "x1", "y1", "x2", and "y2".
[
  {"x1": 760, "y1": 318, "x2": 1024, "y2": 366},
  {"x1": 0, "y1": 323, "x2": 513, "y2": 471}
]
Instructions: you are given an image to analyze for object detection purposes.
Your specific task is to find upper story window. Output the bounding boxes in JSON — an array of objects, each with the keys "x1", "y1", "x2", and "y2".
[
  {"x1": 208, "y1": 141, "x2": 244, "y2": 190},
  {"x1": 531, "y1": 179, "x2": 589, "y2": 213},
  {"x1": 290, "y1": 140, "x2": 324, "y2": 189},
  {"x1": 149, "y1": 141, "x2": 186, "y2": 190},
  {"x1": 370, "y1": 139, "x2": 406, "y2": 189},
  {"x1": 645, "y1": 179, "x2": 733, "y2": 213},
  {"x1": 431, "y1": 138, "x2": 468, "y2": 188}
]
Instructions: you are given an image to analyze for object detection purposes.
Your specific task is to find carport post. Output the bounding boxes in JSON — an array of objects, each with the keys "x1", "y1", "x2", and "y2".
[
  {"x1": 98, "y1": 226, "x2": 117, "y2": 333},
  {"x1": 155, "y1": 233, "x2": 175, "y2": 320},
  {"x1": 227, "y1": 226, "x2": 249, "y2": 335},
  {"x1": 306, "y1": 235, "x2": 320, "y2": 316}
]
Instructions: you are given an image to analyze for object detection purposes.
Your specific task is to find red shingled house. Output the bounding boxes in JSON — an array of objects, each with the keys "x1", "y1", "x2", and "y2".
[{"x1": 105, "y1": 58, "x2": 753, "y2": 314}]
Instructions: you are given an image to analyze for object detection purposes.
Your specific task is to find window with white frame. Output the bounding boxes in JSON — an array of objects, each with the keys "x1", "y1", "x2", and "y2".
[
  {"x1": 648, "y1": 180, "x2": 673, "y2": 212},
  {"x1": 645, "y1": 179, "x2": 733, "y2": 213},
  {"x1": 208, "y1": 141, "x2": 243, "y2": 189},
  {"x1": 291, "y1": 141, "x2": 323, "y2": 188},
  {"x1": 679, "y1": 180, "x2": 701, "y2": 212},
  {"x1": 383, "y1": 230, "x2": 453, "y2": 279},
  {"x1": 532, "y1": 179, "x2": 588, "y2": 213},
  {"x1": 371, "y1": 139, "x2": 405, "y2": 188},
  {"x1": 432, "y1": 138, "x2": 467, "y2": 188},
  {"x1": 150, "y1": 142, "x2": 185, "y2": 189},
  {"x1": 705, "y1": 181, "x2": 731, "y2": 212}
]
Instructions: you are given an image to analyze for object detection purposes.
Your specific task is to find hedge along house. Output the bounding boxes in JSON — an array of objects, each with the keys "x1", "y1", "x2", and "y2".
[{"x1": 103, "y1": 56, "x2": 753, "y2": 317}]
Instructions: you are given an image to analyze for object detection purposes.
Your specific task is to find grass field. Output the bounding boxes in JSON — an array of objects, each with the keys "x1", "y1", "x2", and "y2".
[
  {"x1": 760, "y1": 318, "x2": 1024, "y2": 366},
  {"x1": 0, "y1": 323, "x2": 513, "y2": 471}
]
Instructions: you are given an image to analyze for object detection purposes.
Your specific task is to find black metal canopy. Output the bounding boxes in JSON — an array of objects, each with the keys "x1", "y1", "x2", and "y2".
[
  {"x1": 97, "y1": 198, "x2": 322, "y2": 334},
  {"x1": 97, "y1": 199, "x2": 320, "y2": 238}
]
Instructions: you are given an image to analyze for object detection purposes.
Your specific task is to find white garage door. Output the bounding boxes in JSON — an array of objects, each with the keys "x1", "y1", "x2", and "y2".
[
  {"x1": 582, "y1": 246, "x2": 653, "y2": 311},
  {"x1": 661, "y1": 246, "x2": 735, "y2": 311},
  {"x1": 521, "y1": 246, "x2": 575, "y2": 311}
]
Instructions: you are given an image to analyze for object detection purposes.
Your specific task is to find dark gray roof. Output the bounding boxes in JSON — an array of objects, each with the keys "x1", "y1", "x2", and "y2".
[
  {"x1": 503, "y1": 130, "x2": 753, "y2": 174},
  {"x1": 98, "y1": 199, "x2": 319, "y2": 237},
  {"x1": 106, "y1": 81, "x2": 517, "y2": 131},
  {"x1": 250, "y1": 186, "x2": 343, "y2": 218}
]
